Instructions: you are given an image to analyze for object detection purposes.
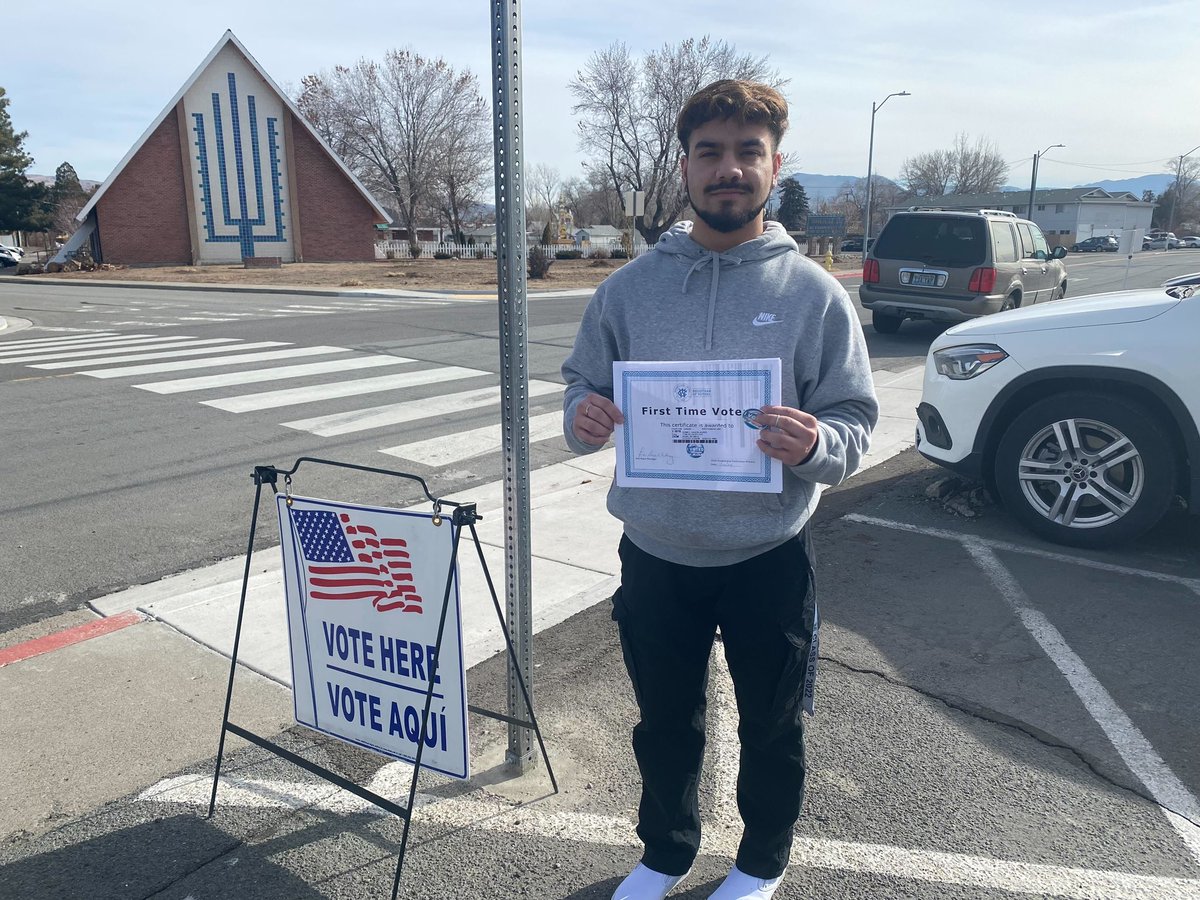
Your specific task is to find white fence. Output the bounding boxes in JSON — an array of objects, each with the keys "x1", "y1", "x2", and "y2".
[{"x1": 374, "y1": 240, "x2": 628, "y2": 261}]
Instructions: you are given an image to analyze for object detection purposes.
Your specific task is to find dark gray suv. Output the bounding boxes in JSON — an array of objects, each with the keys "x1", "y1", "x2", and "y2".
[{"x1": 859, "y1": 209, "x2": 1069, "y2": 334}]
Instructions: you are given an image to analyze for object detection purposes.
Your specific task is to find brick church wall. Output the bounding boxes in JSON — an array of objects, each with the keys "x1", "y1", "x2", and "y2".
[
  {"x1": 289, "y1": 118, "x2": 378, "y2": 262},
  {"x1": 96, "y1": 112, "x2": 192, "y2": 266}
]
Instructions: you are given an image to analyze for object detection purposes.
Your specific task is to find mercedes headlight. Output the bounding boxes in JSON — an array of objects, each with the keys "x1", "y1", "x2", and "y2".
[{"x1": 932, "y1": 344, "x2": 1008, "y2": 380}]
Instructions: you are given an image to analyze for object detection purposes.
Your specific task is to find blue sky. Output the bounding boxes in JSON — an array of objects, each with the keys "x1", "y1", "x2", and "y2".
[{"x1": 5, "y1": 0, "x2": 1196, "y2": 193}]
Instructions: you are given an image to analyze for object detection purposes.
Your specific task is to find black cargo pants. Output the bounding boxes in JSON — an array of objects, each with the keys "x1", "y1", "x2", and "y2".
[{"x1": 611, "y1": 530, "x2": 818, "y2": 880}]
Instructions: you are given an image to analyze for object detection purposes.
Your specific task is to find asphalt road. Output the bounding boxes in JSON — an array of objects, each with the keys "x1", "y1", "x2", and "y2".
[
  {"x1": 1, "y1": 256, "x2": 1198, "y2": 898},
  {"x1": 1, "y1": 249, "x2": 1197, "y2": 635}
]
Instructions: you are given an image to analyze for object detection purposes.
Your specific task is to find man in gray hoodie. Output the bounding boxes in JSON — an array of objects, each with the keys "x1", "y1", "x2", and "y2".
[{"x1": 561, "y1": 80, "x2": 878, "y2": 900}]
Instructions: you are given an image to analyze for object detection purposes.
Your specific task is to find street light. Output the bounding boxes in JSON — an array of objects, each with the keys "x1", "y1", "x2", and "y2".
[
  {"x1": 1027, "y1": 143, "x2": 1064, "y2": 223},
  {"x1": 1167, "y1": 144, "x2": 1200, "y2": 233},
  {"x1": 863, "y1": 90, "x2": 910, "y2": 261}
]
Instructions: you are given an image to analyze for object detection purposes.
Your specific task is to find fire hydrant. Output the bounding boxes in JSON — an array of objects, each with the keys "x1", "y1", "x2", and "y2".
[{"x1": 823, "y1": 247, "x2": 834, "y2": 271}]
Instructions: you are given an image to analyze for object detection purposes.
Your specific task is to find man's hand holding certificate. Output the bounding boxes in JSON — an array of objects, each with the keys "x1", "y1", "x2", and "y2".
[{"x1": 612, "y1": 358, "x2": 787, "y2": 493}]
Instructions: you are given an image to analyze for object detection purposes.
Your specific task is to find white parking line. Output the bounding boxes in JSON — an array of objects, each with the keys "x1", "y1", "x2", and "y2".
[
  {"x1": 141, "y1": 772, "x2": 1200, "y2": 898},
  {"x1": 965, "y1": 539, "x2": 1200, "y2": 866},
  {"x1": 841, "y1": 513, "x2": 1200, "y2": 865},
  {"x1": 844, "y1": 514, "x2": 1200, "y2": 596}
]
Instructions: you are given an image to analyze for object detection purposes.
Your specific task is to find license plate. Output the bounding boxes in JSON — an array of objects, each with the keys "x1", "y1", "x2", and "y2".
[{"x1": 910, "y1": 272, "x2": 939, "y2": 287}]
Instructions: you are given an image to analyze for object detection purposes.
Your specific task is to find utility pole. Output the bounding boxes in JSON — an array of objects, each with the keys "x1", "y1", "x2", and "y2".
[{"x1": 1027, "y1": 143, "x2": 1064, "y2": 222}]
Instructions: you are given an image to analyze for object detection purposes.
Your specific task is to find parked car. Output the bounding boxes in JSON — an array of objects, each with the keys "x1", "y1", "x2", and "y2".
[
  {"x1": 917, "y1": 273, "x2": 1200, "y2": 548},
  {"x1": 859, "y1": 208, "x2": 1068, "y2": 334},
  {"x1": 840, "y1": 236, "x2": 875, "y2": 252},
  {"x1": 1070, "y1": 236, "x2": 1119, "y2": 252},
  {"x1": 0, "y1": 244, "x2": 23, "y2": 259},
  {"x1": 1145, "y1": 234, "x2": 1181, "y2": 250},
  {"x1": 1178, "y1": 235, "x2": 1200, "y2": 249},
  {"x1": 0, "y1": 246, "x2": 20, "y2": 267}
]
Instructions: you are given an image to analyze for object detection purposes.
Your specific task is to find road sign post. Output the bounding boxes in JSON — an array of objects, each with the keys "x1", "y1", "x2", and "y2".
[
  {"x1": 624, "y1": 189, "x2": 645, "y2": 258},
  {"x1": 489, "y1": 0, "x2": 536, "y2": 770}
]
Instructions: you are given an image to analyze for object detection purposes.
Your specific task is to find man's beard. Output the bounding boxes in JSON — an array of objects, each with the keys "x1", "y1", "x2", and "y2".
[{"x1": 687, "y1": 183, "x2": 769, "y2": 233}]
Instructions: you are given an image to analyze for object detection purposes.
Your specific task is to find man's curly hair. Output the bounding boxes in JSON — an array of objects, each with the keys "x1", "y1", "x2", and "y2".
[{"x1": 677, "y1": 80, "x2": 789, "y2": 154}]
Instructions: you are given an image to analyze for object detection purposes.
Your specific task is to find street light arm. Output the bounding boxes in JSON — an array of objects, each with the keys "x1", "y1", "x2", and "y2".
[{"x1": 863, "y1": 91, "x2": 911, "y2": 261}]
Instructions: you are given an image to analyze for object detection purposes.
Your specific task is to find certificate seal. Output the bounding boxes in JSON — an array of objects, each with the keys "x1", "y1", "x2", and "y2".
[
  {"x1": 742, "y1": 408, "x2": 765, "y2": 430},
  {"x1": 686, "y1": 443, "x2": 705, "y2": 458}
]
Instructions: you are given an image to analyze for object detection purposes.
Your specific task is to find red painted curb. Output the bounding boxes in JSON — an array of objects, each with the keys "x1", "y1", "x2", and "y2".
[{"x1": 0, "y1": 610, "x2": 144, "y2": 668}]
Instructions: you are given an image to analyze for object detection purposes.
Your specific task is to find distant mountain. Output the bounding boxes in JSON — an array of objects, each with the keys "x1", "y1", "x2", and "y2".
[
  {"x1": 1073, "y1": 174, "x2": 1173, "y2": 197},
  {"x1": 777, "y1": 171, "x2": 890, "y2": 200}
]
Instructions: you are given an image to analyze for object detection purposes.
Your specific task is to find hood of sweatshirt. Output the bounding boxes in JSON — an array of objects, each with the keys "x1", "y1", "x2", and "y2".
[{"x1": 653, "y1": 221, "x2": 798, "y2": 349}]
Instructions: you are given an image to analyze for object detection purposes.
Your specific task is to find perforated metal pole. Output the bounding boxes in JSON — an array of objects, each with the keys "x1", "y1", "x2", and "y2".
[{"x1": 489, "y1": 0, "x2": 535, "y2": 769}]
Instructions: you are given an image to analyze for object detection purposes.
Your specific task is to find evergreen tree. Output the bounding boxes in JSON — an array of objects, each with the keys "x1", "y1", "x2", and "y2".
[
  {"x1": 0, "y1": 87, "x2": 49, "y2": 232},
  {"x1": 49, "y1": 160, "x2": 89, "y2": 235},
  {"x1": 776, "y1": 177, "x2": 810, "y2": 232}
]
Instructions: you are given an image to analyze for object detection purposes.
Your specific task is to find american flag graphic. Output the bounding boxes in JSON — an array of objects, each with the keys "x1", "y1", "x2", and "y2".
[{"x1": 292, "y1": 508, "x2": 423, "y2": 613}]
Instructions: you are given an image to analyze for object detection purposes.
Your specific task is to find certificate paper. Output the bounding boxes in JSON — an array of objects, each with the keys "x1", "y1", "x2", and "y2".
[{"x1": 614, "y1": 358, "x2": 782, "y2": 492}]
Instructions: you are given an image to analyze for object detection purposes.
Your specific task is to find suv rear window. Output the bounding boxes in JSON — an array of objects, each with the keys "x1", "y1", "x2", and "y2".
[{"x1": 873, "y1": 215, "x2": 987, "y2": 266}]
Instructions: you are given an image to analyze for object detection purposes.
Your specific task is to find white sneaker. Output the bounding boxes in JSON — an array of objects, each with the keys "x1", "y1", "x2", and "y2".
[
  {"x1": 611, "y1": 862, "x2": 690, "y2": 899},
  {"x1": 706, "y1": 865, "x2": 784, "y2": 899}
]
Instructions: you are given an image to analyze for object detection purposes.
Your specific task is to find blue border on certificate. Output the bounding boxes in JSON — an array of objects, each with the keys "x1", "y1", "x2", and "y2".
[{"x1": 620, "y1": 368, "x2": 774, "y2": 483}]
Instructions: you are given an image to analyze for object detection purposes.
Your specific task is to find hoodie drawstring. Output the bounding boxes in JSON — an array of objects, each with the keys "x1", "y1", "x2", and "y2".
[{"x1": 682, "y1": 251, "x2": 743, "y2": 350}]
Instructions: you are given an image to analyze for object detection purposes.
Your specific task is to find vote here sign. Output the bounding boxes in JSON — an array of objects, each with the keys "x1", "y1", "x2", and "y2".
[{"x1": 276, "y1": 495, "x2": 469, "y2": 779}]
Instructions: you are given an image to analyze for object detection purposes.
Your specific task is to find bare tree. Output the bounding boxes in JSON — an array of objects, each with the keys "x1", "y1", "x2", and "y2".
[
  {"x1": 296, "y1": 51, "x2": 490, "y2": 238},
  {"x1": 899, "y1": 149, "x2": 953, "y2": 198},
  {"x1": 900, "y1": 133, "x2": 1008, "y2": 197},
  {"x1": 526, "y1": 163, "x2": 562, "y2": 224},
  {"x1": 432, "y1": 95, "x2": 492, "y2": 241},
  {"x1": 1165, "y1": 154, "x2": 1200, "y2": 231},
  {"x1": 569, "y1": 37, "x2": 784, "y2": 244},
  {"x1": 948, "y1": 133, "x2": 1008, "y2": 195},
  {"x1": 561, "y1": 165, "x2": 625, "y2": 227}
]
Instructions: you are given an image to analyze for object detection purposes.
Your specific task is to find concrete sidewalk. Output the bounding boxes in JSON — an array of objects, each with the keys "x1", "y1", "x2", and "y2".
[{"x1": 89, "y1": 366, "x2": 923, "y2": 685}]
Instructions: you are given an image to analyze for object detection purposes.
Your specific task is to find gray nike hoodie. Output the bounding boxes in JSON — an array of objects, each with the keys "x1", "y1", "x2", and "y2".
[{"x1": 561, "y1": 220, "x2": 878, "y2": 567}]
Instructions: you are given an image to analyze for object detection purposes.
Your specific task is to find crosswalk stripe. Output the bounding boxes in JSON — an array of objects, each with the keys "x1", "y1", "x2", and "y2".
[
  {"x1": 0, "y1": 334, "x2": 164, "y2": 357},
  {"x1": 281, "y1": 380, "x2": 565, "y2": 437},
  {"x1": 30, "y1": 341, "x2": 286, "y2": 371},
  {"x1": 203, "y1": 365, "x2": 488, "y2": 413},
  {"x1": 4, "y1": 338, "x2": 241, "y2": 365},
  {"x1": 0, "y1": 331, "x2": 121, "y2": 348},
  {"x1": 380, "y1": 411, "x2": 565, "y2": 467},
  {"x1": 77, "y1": 345, "x2": 345, "y2": 378},
  {"x1": 134, "y1": 355, "x2": 416, "y2": 394}
]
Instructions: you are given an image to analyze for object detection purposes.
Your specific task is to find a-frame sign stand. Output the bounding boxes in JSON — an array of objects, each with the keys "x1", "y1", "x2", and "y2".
[{"x1": 206, "y1": 457, "x2": 557, "y2": 899}]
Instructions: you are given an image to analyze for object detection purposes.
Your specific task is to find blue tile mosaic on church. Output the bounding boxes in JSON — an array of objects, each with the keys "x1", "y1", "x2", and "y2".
[{"x1": 192, "y1": 72, "x2": 286, "y2": 258}]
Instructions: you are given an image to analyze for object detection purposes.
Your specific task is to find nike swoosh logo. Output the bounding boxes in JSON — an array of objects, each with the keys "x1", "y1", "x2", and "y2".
[{"x1": 752, "y1": 313, "x2": 782, "y2": 326}]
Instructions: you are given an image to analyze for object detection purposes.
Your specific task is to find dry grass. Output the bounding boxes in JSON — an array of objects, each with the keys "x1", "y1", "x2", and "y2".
[{"x1": 25, "y1": 254, "x2": 861, "y2": 292}]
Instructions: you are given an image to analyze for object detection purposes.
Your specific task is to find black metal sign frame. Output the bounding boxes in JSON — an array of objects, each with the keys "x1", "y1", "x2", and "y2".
[{"x1": 206, "y1": 456, "x2": 557, "y2": 899}]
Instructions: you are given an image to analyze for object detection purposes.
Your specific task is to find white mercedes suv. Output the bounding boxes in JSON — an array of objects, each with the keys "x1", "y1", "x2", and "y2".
[{"x1": 917, "y1": 274, "x2": 1200, "y2": 548}]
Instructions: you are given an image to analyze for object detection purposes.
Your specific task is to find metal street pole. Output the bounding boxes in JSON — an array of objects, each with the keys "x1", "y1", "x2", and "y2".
[
  {"x1": 1027, "y1": 143, "x2": 1064, "y2": 223},
  {"x1": 489, "y1": 0, "x2": 535, "y2": 770},
  {"x1": 862, "y1": 90, "x2": 909, "y2": 262},
  {"x1": 1166, "y1": 144, "x2": 1200, "y2": 234}
]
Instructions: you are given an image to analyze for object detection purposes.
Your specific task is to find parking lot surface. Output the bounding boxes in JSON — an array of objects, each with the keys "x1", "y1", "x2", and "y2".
[{"x1": 3, "y1": 451, "x2": 1197, "y2": 899}]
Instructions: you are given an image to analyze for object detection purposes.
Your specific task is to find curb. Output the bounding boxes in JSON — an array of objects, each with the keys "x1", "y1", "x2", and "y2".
[{"x1": 0, "y1": 274, "x2": 594, "y2": 302}]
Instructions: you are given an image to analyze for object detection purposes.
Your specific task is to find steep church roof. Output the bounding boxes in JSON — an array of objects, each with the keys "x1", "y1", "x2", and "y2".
[{"x1": 79, "y1": 30, "x2": 388, "y2": 223}]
